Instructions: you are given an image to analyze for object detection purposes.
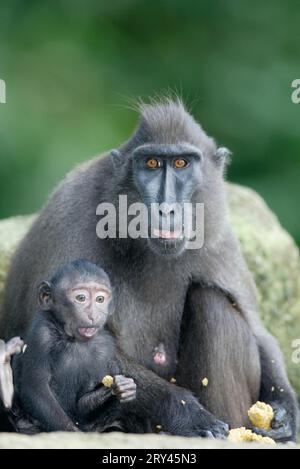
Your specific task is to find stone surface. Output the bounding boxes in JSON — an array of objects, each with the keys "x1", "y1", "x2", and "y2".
[
  {"x1": 0, "y1": 183, "x2": 299, "y2": 448},
  {"x1": 0, "y1": 431, "x2": 296, "y2": 449}
]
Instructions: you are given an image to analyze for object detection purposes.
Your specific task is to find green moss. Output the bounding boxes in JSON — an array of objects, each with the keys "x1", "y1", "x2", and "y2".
[{"x1": 228, "y1": 184, "x2": 300, "y2": 397}]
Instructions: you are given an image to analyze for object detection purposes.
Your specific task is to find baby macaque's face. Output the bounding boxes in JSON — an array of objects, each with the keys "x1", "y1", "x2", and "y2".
[
  {"x1": 38, "y1": 262, "x2": 113, "y2": 342},
  {"x1": 64, "y1": 281, "x2": 112, "y2": 341}
]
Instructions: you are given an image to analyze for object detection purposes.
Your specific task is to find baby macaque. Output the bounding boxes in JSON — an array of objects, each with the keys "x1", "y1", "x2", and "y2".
[{"x1": 8, "y1": 260, "x2": 139, "y2": 433}]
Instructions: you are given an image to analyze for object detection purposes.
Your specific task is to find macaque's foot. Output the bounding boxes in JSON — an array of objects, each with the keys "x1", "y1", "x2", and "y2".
[
  {"x1": 196, "y1": 419, "x2": 229, "y2": 439},
  {"x1": 165, "y1": 388, "x2": 229, "y2": 438},
  {"x1": 187, "y1": 395, "x2": 229, "y2": 439},
  {"x1": 112, "y1": 375, "x2": 137, "y2": 403},
  {"x1": 253, "y1": 403, "x2": 294, "y2": 442},
  {"x1": 0, "y1": 337, "x2": 23, "y2": 410},
  {"x1": 5, "y1": 337, "x2": 24, "y2": 359}
]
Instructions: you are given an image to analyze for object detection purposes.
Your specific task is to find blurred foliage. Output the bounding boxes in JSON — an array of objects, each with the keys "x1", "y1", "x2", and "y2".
[{"x1": 0, "y1": 0, "x2": 300, "y2": 243}]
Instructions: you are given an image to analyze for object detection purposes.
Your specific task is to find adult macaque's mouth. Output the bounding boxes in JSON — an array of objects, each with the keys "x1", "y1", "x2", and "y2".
[
  {"x1": 153, "y1": 228, "x2": 183, "y2": 240},
  {"x1": 78, "y1": 327, "x2": 98, "y2": 338}
]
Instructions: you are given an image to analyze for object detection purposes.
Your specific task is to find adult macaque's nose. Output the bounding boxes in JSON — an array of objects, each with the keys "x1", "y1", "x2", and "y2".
[
  {"x1": 158, "y1": 203, "x2": 181, "y2": 232},
  {"x1": 159, "y1": 206, "x2": 175, "y2": 218}
]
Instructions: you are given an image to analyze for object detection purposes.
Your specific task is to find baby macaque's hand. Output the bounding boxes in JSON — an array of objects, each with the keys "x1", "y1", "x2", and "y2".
[{"x1": 112, "y1": 375, "x2": 136, "y2": 403}]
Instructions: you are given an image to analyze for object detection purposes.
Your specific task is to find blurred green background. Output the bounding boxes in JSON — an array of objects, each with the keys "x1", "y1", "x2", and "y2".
[{"x1": 0, "y1": 0, "x2": 300, "y2": 243}]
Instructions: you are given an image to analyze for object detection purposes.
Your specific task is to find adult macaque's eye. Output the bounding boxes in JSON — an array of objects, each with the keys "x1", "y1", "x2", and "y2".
[
  {"x1": 173, "y1": 158, "x2": 188, "y2": 169},
  {"x1": 146, "y1": 158, "x2": 160, "y2": 169},
  {"x1": 75, "y1": 294, "x2": 86, "y2": 303},
  {"x1": 96, "y1": 295, "x2": 105, "y2": 304}
]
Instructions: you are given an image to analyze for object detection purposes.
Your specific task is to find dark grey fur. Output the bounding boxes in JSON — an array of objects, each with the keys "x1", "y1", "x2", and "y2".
[{"x1": 1, "y1": 98, "x2": 298, "y2": 440}]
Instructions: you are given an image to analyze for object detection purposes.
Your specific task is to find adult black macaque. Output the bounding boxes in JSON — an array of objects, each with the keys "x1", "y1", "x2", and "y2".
[{"x1": 1, "y1": 98, "x2": 298, "y2": 440}]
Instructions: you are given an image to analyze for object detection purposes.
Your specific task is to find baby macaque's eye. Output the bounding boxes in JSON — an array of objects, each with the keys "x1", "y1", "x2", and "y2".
[
  {"x1": 96, "y1": 295, "x2": 105, "y2": 304},
  {"x1": 75, "y1": 294, "x2": 86, "y2": 303}
]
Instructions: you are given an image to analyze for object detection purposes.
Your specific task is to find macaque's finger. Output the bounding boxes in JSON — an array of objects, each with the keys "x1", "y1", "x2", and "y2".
[
  {"x1": 119, "y1": 391, "x2": 136, "y2": 403},
  {"x1": 120, "y1": 396, "x2": 136, "y2": 403},
  {"x1": 199, "y1": 430, "x2": 214, "y2": 438},
  {"x1": 116, "y1": 381, "x2": 136, "y2": 389},
  {"x1": 253, "y1": 423, "x2": 292, "y2": 442},
  {"x1": 271, "y1": 406, "x2": 287, "y2": 429},
  {"x1": 114, "y1": 383, "x2": 137, "y2": 395}
]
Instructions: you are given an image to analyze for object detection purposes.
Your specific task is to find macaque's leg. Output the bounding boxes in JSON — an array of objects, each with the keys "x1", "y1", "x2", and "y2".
[{"x1": 176, "y1": 285, "x2": 261, "y2": 429}]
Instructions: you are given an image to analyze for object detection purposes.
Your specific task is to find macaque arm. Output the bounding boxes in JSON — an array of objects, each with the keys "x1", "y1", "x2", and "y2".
[
  {"x1": 77, "y1": 375, "x2": 137, "y2": 416},
  {"x1": 255, "y1": 327, "x2": 298, "y2": 441},
  {"x1": 20, "y1": 369, "x2": 79, "y2": 432},
  {"x1": 77, "y1": 386, "x2": 113, "y2": 416},
  {"x1": 113, "y1": 351, "x2": 228, "y2": 438},
  {"x1": 18, "y1": 322, "x2": 79, "y2": 432}
]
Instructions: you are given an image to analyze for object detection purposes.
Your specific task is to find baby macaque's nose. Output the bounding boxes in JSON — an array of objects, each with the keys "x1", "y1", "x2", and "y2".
[{"x1": 87, "y1": 310, "x2": 98, "y2": 324}]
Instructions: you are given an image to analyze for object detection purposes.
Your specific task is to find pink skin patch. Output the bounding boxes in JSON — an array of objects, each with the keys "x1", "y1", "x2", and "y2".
[
  {"x1": 78, "y1": 327, "x2": 98, "y2": 338},
  {"x1": 153, "y1": 344, "x2": 167, "y2": 365},
  {"x1": 153, "y1": 228, "x2": 182, "y2": 240},
  {"x1": 153, "y1": 352, "x2": 166, "y2": 365}
]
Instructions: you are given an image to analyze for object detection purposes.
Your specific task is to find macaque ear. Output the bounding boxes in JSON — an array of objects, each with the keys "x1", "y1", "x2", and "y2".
[
  {"x1": 110, "y1": 149, "x2": 124, "y2": 170},
  {"x1": 38, "y1": 281, "x2": 52, "y2": 309},
  {"x1": 213, "y1": 147, "x2": 232, "y2": 167}
]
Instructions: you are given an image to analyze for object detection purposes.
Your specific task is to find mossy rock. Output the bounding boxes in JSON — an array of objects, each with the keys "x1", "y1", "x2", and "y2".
[
  {"x1": 0, "y1": 184, "x2": 299, "y2": 399},
  {"x1": 227, "y1": 184, "x2": 300, "y2": 398},
  {"x1": 0, "y1": 215, "x2": 37, "y2": 312}
]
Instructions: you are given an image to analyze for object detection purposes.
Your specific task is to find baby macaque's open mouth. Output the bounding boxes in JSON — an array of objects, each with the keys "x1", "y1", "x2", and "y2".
[{"x1": 78, "y1": 327, "x2": 98, "y2": 338}]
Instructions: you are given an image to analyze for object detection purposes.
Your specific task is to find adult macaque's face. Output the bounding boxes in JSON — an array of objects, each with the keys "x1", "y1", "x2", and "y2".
[{"x1": 132, "y1": 143, "x2": 202, "y2": 256}]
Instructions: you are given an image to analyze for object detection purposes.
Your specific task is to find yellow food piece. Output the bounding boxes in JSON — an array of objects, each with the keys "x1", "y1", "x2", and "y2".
[
  {"x1": 228, "y1": 427, "x2": 275, "y2": 445},
  {"x1": 102, "y1": 375, "x2": 114, "y2": 388},
  {"x1": 170, "y1": 377, "x2": 176, "y2": 383},
  {"x1": 202, "y1": 377, "x2": 209, "y2": 386},
  {"x1": 248, "y1": 401, "x2": 274, "y2": 430}
]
